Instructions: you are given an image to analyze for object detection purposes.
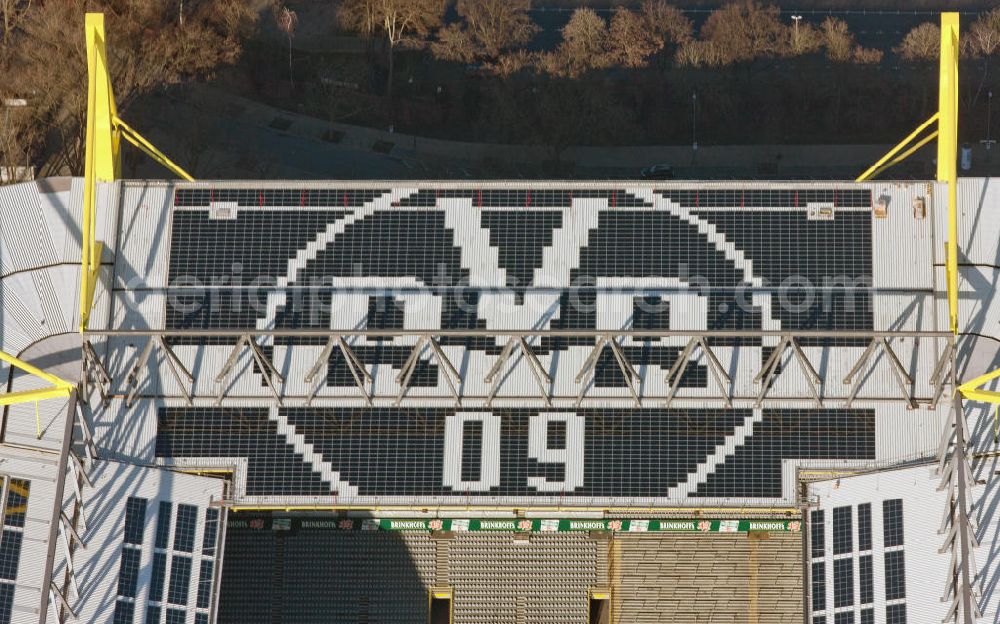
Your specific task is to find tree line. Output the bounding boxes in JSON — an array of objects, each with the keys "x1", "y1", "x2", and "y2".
[{"x1": 337, "y1": 0, "x2": 1000, "y2": 91}]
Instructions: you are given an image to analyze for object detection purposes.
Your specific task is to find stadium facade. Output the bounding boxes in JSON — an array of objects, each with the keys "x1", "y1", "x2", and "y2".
[{"x1": 1, "y1": 175, "x2": 998, "y2": 622}]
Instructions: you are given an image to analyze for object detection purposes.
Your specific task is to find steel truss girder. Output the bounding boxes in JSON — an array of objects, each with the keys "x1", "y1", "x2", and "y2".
[
  {"x1": 842, "y1": 337, "x2": 917, "y2": 410},
  {"x1": 215, "y1": 334, "x2": 283, "y2": 405},
  {"x1": 485, "y1": 337, "x2": 552, "y2": 407},
  {"x1": 395, "y1": 336, "x2": 463, "y2": 407},
  {"x1": 124, "y1": 337, "x2": 193, "y2": 408},
  {"x1": 665, "y1": 337, "x2": 731, "y2": 408},
  {"x1": 81, "y1": 329, "x2": 950, "y2": 407},
  {"x1": 937, "y1": 393, "x2": 980, "y2": 623},
  {"x1": 754, "y1": 336, "x2": 821, "y2": 408}
]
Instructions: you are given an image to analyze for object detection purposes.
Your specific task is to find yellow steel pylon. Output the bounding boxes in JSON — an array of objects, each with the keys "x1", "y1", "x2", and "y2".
[
  {"x1": 856, "y1": 12, "x2": 960, "y2": 335},
  {"x1": 79, "y1": 13, "x2": 194, "y2": 333}
]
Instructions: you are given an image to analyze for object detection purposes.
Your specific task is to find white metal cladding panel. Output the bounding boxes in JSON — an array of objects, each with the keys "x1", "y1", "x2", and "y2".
[
  {"x1": 958, "y1": 266, "x2": 1000, "y2": 334},
  {"x1": 956, "y1": 178, "x2": 1000, "y2": 267},
  {"x1": 866, "y1": 181, "x2": 936, "y2": 291},
  {"x1": 115, "y1": 182, "x2": 176, "y2": 291},
  {"x1": 0, "y1": 181, "x2": 50, "y2": 276},
  {"x1": 0, "y1": 450, "x2": 64, "y2": 624},
  {"x1": 48, "y1": 461, "x2": 225, "y2": 624},
  {"x1": 808, "y1": 465, "x2": 961, "y2": 623},
  {"x1": 89, "y1": 396, "x2": 159, "y2": 465}
]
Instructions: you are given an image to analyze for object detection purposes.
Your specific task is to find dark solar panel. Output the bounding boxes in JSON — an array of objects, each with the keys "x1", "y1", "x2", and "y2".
[
  {"x1": 883, "y1": 499, "x2": 904, "y2": 547},
  {"x1": 886, "y1": 604, "x2": 907, "y2": 624},
  {"x1": 202, "y1": 509, "x2": 219, "y2": 556},
  {"x1": 833, "y1": 558, "x2": 853, "y2": 608},
  {"x1": 859, "y1": 555, "x2": 873, "y2": 604},
  {"x1": 885, "y1": 551, "x2": 906, "y2": 600},
  {"x1": 117, "y1": 548, "x2": 141, "y2": 598},
  {"x1": 173, "y1": 505, "x2": 198, "y2": 553},
  {"x1": 168, "y1": 556, "x2": 192, "y2": 606},
  {"x1": 113, "y1": 599, "x2": 134, "y2": 624},
  {"x1": 810, "y1": 510, "x2": 825, "y2": 559},
  {"x1": 481, "y1": 211, "x2": 562, "y2": 296},
  {"x1": 833, "y1": 506, "x2": 853, "y2": 555},
  {"x1": 695, "y1": 411, "x2": 875, "y2": 498},
  {"x1": 0, "y1": 583, "x2": 12, "y2": 624},
  {"x1": 173, "y1": 188, "x2": 388, "y2": 208},
  {"x1": 197, "y1": 560, "x2": 214, "y2": 609},
  {"x1": 3, "y1": 480, "x2": 29, "y2": 528},
  {"x1": 157, "y1": 409, "x2": 330, "y2": 496},
  {"x1": 857, "y1": 503, "x2": 872, "y2": 551},
  {"x1": 0, "y1": 531, "x2": 22, "y2": 581},
  {"x1": 155, "y1": 502, "x2": 172, "y2": 550},
  {"x1": 811, "y1": 561, "x2": 825, "y2": 612},
  {"x1": 164, "y1": 188, "x2": 874, "y2": 349},
  {"x1": 150, "y1": 552, "x2": 167, "y2": 602},
  {"x1": 157, "y1": 406, "x2": 875, "y2": 500},
  {"x1": 166, "y1": 608, "x2": 186, "y2": 624},
  {"x1": 123, "y1": 497, "x2": 147, "y2": 546}
]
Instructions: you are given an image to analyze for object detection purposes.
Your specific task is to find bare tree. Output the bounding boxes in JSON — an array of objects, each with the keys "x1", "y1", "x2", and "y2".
[
  {"x1": 456, "y1": 0, "x2": 537, "y2": 59},
  {"x1": 0, "y1": 0, "x2": 256, "y2": 175},
  {"x1": 675, "y1": 39, "x2": 725, "y2": 67},
  {"x1": 639, "y1": 0, "x2": 692, "y2": 49},
  {"x1": 339, "y1": 0, "x2": 380, "y2": 39},
  {"x1": 0, "y1": 0, "x2": 30, "y2": 45},
  {"x1": 484, "y1": 49, "x2": 538, "y2": 77},
  {"x1": 608, "y1": 8, "x2": 662, "y2": 68},
  {"x1": 700, "y1": 1, "x2": 787, "y2": 64},
  {"x1": 966, "y1": 8, "x2": 1000, "y2": 58},
  {"x1": 544, "y1": 8, "x2": 611, "y2": 78},
  {"x1": 273, "y1": 3, "x2": 298, "y2": 87},
  {"x1": 431, "y1": 22, "x2": 475, "y2": 63},
  {"x1": 852, "y1": 45, "x2": 883, "y2": 65},
  {"x1": 821, "y1": 17, "x2": 853, "y2": 62},
  {"x1": 788, "y1": 20, "x2": 822, "y2": 56},
  {"x1": 896, "y1": 22, "x2": 940, "y2": 61},
  {"x1": 340, "y1": 0, "x2": 445, "y2": 99}
]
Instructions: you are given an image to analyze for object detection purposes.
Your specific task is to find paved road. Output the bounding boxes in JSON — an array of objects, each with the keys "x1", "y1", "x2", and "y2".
[{"x1": 124, "y1": 84, "x2": 1000, "y2": 181}]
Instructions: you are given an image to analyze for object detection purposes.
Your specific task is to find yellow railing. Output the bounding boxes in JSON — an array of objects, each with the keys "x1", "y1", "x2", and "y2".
[{"x1": 0, "y1": 349, "x2": 74, "y2": 412}]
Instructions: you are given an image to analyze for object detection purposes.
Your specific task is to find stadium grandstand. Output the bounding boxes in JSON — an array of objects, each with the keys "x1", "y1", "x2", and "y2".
[{"x1": 0, "y1": 10, "x2": 997, "y2": 624}]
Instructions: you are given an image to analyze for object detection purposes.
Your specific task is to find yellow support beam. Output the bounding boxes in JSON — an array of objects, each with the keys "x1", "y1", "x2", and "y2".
[
  {"x1": 80, "y1": 13, "x2": 196, "y2": 332},
  {"x1": 0, "y1": 349, "x2": 75, "y2": 407},
  {"x1": 939, "y1": 13, "x2": 960, "y2": 335},
  {"x1": 855, "y1": 13, "x2": 961, "y2": 334},
  {"x1": 81, "y1": 13, "x2": 118, "y2": 333},
  {"x1": 855, "y1": 113, "x2": 939, "y2": 182},
  {"x1": 114, "y1": 116, "x2": 194, "y2": 182}
]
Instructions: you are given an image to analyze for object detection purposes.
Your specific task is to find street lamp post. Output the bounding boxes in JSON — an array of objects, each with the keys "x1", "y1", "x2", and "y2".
[
  {"x1": 692, "y1": 92, "x2": 698, "y2": 153},
  {"x1": 982, "y1": 91, "x2": 996, "y2": 163},
  {"x1": 791, "y1": 15, "x2": 803, "y2": 50},
  {"x1": 1, "y1": 98, "x2": 29, "y2": 184}
]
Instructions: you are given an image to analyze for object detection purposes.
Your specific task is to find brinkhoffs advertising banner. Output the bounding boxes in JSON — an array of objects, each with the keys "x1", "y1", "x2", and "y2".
[{"x1": 228, "y1": 516, "x2": 802, "y2": 534}]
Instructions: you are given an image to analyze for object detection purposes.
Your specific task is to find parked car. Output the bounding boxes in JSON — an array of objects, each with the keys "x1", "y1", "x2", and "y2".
[{"x1": 640, "y1": 164, "x2": 674, "y2": 179}]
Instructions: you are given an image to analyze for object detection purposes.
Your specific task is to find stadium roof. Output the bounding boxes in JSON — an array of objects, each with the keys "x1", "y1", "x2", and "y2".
[{"x1": 2, "y1": 176, "x2": 1000, "y2": 622}]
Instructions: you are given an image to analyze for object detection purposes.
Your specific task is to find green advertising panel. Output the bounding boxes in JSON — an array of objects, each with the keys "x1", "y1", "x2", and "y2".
[{"x1": 230, "y1": 516, "x2": 802, "y2": 534}]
